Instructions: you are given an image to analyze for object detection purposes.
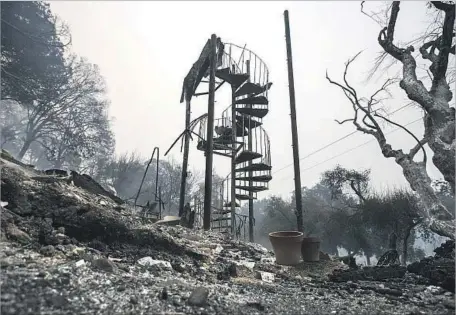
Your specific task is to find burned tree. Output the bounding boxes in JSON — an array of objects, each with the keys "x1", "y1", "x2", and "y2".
[{"x1": 326, "y1": 1, "x2": 455, "y2": 240}]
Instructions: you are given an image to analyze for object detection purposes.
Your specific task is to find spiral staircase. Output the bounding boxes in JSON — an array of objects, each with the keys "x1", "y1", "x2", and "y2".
[{"x1": 195, "y1": 43, "x2": 272, "y2": 238}]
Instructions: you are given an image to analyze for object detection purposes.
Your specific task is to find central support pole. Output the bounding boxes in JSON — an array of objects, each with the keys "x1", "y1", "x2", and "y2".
[
  {"x1": 284, "y1": 10, "x2": 304, "y2": 232},
  {"x1": 203, "y1": 34, "x2": 217, "y2": 230},
  {"x1": 246, "y1": 60, "x2": 254, "y2": 242},
  {"x1": 179, "y1": 99, "x2": 191, "y2": 217},
  {"x1": 230, "y1": 65, "x2": 237, "y2": 239}
]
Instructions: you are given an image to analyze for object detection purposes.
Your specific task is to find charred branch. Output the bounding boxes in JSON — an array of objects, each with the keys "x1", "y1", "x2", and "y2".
[
  {"x1": 327, "y1": 52, "x2": 455, "y2": 240},
  {"x1": 374, "y1": 113, "x2": 427, "y2": 163}
]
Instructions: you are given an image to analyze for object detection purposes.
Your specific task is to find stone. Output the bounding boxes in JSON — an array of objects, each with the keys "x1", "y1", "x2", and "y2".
[
  {"x1": 75, "y1": 259, "x2": 86, "y2": 268},
  {"x1": 255, "y1": 271, "x2": 275, "y2": 283},
  {"x1": 92, "y1": 257, "x2": 117, "y2": 273},
  {"x1": 214, "y1": 245, "x2": 223, "y2": 254},
  {"x1": 55, "y1": 245, "x2": 66, "y2": 252},
  {"x1": 160, "y1": 287, "x2": 168, "y2": 300},
  {"x1": 319, "y1": 251, "x2": 331, "y2": 261},
  {"x1": 6, "y1": 224, "x2": 31, "y2": 244},
  {"x1": 235, "y1": 260, "x2": 255, "y2": 269},
  {"x1": 137, "y1": 257, "x2": 172, "y2": 270},
  {"x1": 57, "y1": 227, "x2": 66, "y2": 234},
  {"x1": 40, "y1": 245, "x2": 56, "y2": 257},
  {"x1": 188, "y1": 287, "x2": 209, "y2": 306},
  {"x1": 260, "y1": 257, "x2": 275, "y2": 264}
]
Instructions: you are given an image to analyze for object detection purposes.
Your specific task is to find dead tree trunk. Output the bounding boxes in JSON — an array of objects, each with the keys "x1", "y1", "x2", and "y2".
[
  {"x1": 326, "y1": 50, "x2": 455, "y2": 239},
  {"x1": 377, "y1": 2, "x2": 455, "y2": 194}
]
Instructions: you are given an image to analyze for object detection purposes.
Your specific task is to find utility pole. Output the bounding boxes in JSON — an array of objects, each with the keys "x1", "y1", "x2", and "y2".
[
  {"x1": 246, "y1": 59, "x2": 254, "y2": 242},
  {"x1": 178, "y1": 99, "x2": 191, "y2": 217},
  {"x1": 203, "y1": 34, "x2": 217, "y2": 230},
  {"x1": 284, "y1": 10, "x2": 304, "y2": 232}
]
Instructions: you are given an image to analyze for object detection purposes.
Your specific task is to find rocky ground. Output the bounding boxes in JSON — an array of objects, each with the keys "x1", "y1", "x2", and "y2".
[{"x1": 1, "y1": 155, "x2": 455, "y2": 314}]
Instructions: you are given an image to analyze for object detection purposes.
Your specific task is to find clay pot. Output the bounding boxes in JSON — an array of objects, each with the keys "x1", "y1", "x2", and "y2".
[
  {"x1": 268, "y1": 231, "x2": 304, "y2": 265},
  {"x1": 301, "y1": 237, "x2": 321, "y2": 262}
]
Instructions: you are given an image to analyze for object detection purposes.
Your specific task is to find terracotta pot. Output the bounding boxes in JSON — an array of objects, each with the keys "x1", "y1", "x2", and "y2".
[
  {"x1": 268, "y1": 231, "x2": 304, "y2": 265},
  {"x1": 301, "y1": 237, "x2": 321, "y2": 262}
]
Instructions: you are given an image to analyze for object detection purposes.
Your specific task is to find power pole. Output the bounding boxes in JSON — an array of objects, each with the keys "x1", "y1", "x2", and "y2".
[
  {"x1": 203, "y1": 34, "x2": 217, "y2": 230},
  {"x1": 284, "y1": 10, "x2": 304, "y2": 232}
]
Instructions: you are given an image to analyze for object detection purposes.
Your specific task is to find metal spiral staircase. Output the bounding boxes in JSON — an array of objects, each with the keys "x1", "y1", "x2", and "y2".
[{"x1": 195, "y1": 43, "x2": 273, "y2": 238}]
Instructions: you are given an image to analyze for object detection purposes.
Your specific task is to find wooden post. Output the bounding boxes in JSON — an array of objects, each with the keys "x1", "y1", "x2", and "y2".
[
  {"x1": 203, "y1": 34, "x2": 217, "y2": 230},
  {"x1": 158, "y1": 186, "x2": 162, "y2": 220},
  {"x1": 246, "y1": 59, "x2": 254, "y2": 243},
  {"x1": 230, "y1": 67, "x2": 237, "y2": 239},
  {"x1": 284, "y1": 10, "x2": 304, "y2": 232},
  {"x1": 179, "y1": 99, "x2": 191, "y2": 217}
]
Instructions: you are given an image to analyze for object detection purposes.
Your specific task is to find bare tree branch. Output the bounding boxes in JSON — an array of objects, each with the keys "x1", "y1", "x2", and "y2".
[{"x1": 374, "y1": 112, "x2": 427, "y2": 163}]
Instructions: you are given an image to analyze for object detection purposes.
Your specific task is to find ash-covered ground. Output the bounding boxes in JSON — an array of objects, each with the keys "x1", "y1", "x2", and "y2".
[{"x1": 1, "y1": 156, "x2": 455, "y2": 315}]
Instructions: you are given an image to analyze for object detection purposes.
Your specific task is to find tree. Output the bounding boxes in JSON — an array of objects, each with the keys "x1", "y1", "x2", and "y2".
[
  {"x1": 326, "y1": 1, "x2": 455, "y2": 239},
  {"x1": 15, "y1": 55, "x2": 106, "y2": 160},
  {"x1": 0, "y1": 100, "x2": 27, "y2": 151},
  {"x1": 1, "y1": 1, "x2": 70, "y2": 106},
  {"x1": 362, "y1": 189, "x2": 423, "y2": 265},
  {"x1": 39, "y1": 97, "x2": 113, "y2": 169}
]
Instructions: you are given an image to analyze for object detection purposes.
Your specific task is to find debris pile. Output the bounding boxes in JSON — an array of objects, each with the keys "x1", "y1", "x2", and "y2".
[{"x1": 1, "y1": 156, "x2": 455, "y2": 314}]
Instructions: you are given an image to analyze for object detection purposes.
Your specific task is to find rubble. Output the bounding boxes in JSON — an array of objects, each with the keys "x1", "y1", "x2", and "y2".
[{"x1": 1, "y1": 156, "x2": 455, "y2": 314}]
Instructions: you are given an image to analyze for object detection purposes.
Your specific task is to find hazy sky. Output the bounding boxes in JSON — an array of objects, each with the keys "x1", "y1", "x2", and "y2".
[{"x1": 50, "y1": 1, "x2": 447, "y2": 200}]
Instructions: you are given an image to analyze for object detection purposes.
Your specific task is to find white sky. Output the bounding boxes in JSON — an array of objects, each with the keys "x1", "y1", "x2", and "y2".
[{"x1": 50, "y1": 1, "x2": 446, "y2": 200}]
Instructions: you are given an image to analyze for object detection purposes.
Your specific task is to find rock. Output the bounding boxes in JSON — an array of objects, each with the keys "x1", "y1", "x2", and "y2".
[
  {"x1": 40, "y1": 245, "x2": 56, "y2": 257},
  {"x1": 5, "y1": 224, "x2": 31, "y2": 244},
  {"x1": 75, "y1": 259, "x2": 86, "y2": 268},
  {"x1": 172, "y1": 263, "x2": 186, "y2": 273},
  {"x1": 217, "y1": 263, "x2": 237, "y2": 280},
  {"x1": 55, "y1": 245, "x2": 66, "y2": 252},
  {"x1": 408, "y1": 257, "x2": 455, "y2": 293},
  {"x1": 434, "y1": 240, "x2": 455, "y2": 259},
  {"x1": 330, "y1": 265, "x2": 407, "y2": 282},
  {"x1": 129, "y1": 296, "x2": 138, "y2": 304},
  {"x1": 319, "y1": 251, "x2": 331, "y2": 261},
  {"x1": 92, "y1": 257, "x2": 117, "y2": 273},
  {"x1": 57, "y1": 227, "x2": 66, "y2": 235},
  {"x1": 246, "y1": 301, "x2": 266, "y2": 311},
  {"x1": 49, "y1": 294, "x2": 68, "y2": 308},
  {"x1": 260, "y1": 257, "x2": 275, "y2": 264},
  {"x1": 255, "y1": 271, "x2": 275, "y2": 283},
  {"x1": 137, "y1": 257, "x2": 172, "y2": 270},
  {"x1": 235, "y1": 260, "x2": 255, "y2": 269},
  {"x1": 160, "y1": 287, "x2": 168, "y2": 300},
  {"x1": 188, "y1": 287, "x2": 209, "y2": 306},
  {"x1": 214, "y1": 245, "x2": 223, "y2": 254}
]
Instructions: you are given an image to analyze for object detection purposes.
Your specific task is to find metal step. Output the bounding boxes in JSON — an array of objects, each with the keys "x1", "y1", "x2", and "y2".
[
  {"x1": 235, "y1": 163, "x2": 272, "y2": 173},
  {"x1": 215, "y1": 228, "x2": 231, "y2": 233},
  {"x1": 212, "y1": 217, "x2": 231, "y2": 222},
  {"x1": 197, "y1": 140, "x2": 235, "y2": 152},
  {"x1": 235, "y1": 115, "x2": 262, "y2": 129},
  {"x1": 213, "y1": 209, "x2": 231, "y2": 215},
  {"x1": 223, "y1": 201, "x2": 240, "y2": 208},
  {"x1": 235, "y1": 150, "x2": 262, "y2": 164},
  {"x1": 236, "y1": 193, "x2": 257, "y2": 200},
  {"x1": 235, "y1": 185, "x2": 268, "y2": 192},
  {"x1": 235, "y1": 95, "x2": 268, "y2": 105},
  {"x1": 214, "y1": 126, "x2": 249, "y2": 138},
  {"x1": 235, "y1": 82, "x2": 272, "y2": 97},
  {"x1": 236, "y1": 107, "x2": 269, "y2": 119},
  {"x1": 235, "y1": 175, "x2": 272, "y2": 182},
  {"x1": 215, "y1": 68, "x2": 249, "y2": 89}
]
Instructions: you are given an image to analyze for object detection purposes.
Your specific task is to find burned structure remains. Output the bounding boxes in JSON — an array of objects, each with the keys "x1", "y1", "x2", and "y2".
[{"x1": 176, "y1": 35, "x2": 273, "y2": 241}]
